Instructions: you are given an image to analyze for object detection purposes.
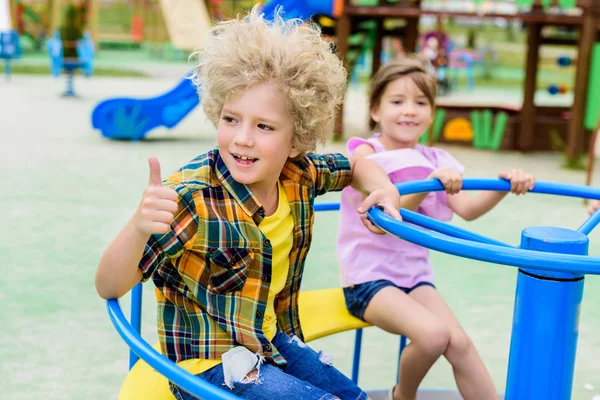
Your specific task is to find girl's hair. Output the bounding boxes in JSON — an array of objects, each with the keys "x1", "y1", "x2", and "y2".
[
  {"x1": 368, "y1": 55, "x2": 437, "y2": 131},
  {"x1": 190, "y1": 5, "x2": 347, "y2": 154}
]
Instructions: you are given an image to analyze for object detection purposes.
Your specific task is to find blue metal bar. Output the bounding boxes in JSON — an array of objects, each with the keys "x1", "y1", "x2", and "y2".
[
  {"x1": 107, "y1": 299, "x2": 241, "y2": 400},
  {"x1": 4, "y1": 59, "x2": 10, "y2": 81},
  {"x1": 351, "y1": 329, "x2": 363, "y2": 384},
  {"x1": 505, "y1": 227, "x2": 587, "y2": 399},
  {"x1": 396, "y1": 335, "x2": 407, "y2": 384},
  {"x1": 577, "y1": 209, "x2": 600, "y2": 235},
  {"x1": 396, "y1": 179, "x2": 600, "y2": 201},
  {"x1": 129, "y1": 282, "x2": 143, "y2": 370},
  {"x1": 400, "y1": 209, "x2": 514, "y2": 247},
  {"x1": 314, "y1": 202, "x2": 340, "y2": 212},
  {"x1": 367, "y1": 209, "x2": 600, "y2": 275}
]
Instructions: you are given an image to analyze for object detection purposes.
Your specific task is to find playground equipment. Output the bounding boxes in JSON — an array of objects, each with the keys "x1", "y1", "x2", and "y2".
[
  {"x1": 260, "y1": 0, "x2": 342, "y2": 20},
  {"x1": 333, "y1": 0, "x2": 600, "y2": 160},
  {"x1": 0, "y1": 29, "x2": 21, "y2": 80},
  {"x1": 0, "y1": 0, "x2": 22, "y2": 80},
  {"x1": 91, "y1": 75, "x2": 198, "y2": 140},
  {"x1": 158, "y1": 0, "x2": 210, "y2": 51},
  {"x1": 89, "y1": 0, "x2": 361, "y2": 141},
  {"x1": 548, "y1": 55, "x2": 574, "y2": 96},
  {"x1": 89, "y1": 0, "x2": 213, "y2": 140},
  {"x1": 107, "y1": 178, "x2": 600, "y2": 399},
  {"x1": 90, "y1": 0, "x2": 318, "y2": 141},
  {"x1": 585, "y1": 43, "x2": 600, "y2": 190},
  {"x1": 47, "y1": 29, "x2": 94, "y2": 96}
]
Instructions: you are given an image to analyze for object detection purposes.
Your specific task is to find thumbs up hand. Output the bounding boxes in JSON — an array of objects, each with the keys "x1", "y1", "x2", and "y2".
[{"x1": 134, "y1": 156, "x2": 179, "y2": 236}]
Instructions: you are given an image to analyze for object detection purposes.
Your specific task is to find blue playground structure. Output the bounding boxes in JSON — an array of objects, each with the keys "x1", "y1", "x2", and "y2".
[
  {"x1": 260, "y1": 0, "x2": 335, "y2": 20},
  {"x1": 47, "y1": 30, "x2": 94, "y2": 97},
  {"x1": 90, "y1": 0, "x2": 334, "y2": 141},
  {"x1": 0, "y1": 30, "x2": 22, "y2": 81},
  {"x1": 91, "y1": 75, "x2": 199, "y2": 141},
  {"x1": 107, "y1": 178, "x2": 600, "y2": 400}
]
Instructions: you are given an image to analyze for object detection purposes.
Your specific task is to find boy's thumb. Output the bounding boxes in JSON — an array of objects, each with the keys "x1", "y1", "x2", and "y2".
[{"x1": 148, "y1": 156, "x2": 163, "y2": 186}]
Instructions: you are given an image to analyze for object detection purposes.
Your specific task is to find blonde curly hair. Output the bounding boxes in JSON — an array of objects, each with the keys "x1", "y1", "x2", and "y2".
[{"x1": 190, "y1": 5, "x2": 347, "y2": 154}]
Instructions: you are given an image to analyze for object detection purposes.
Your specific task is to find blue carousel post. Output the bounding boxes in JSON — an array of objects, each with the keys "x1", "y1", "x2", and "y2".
[{"x1": 505, "y1": 226, "x2": 588, "y2": 400}]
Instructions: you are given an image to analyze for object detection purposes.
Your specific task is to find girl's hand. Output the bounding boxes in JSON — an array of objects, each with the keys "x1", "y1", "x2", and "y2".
[
  {"x1": 498, "y1": 169, "x2": 535, "y2": 195},
  {"x1": 358, "y1": 185, "x2": 402, "y2": 235},
  {"x1": 134, "y1": 157, "x2": 179, "y2": 236},
  {"x1": 589, "y1": 200, "x2": 600, "y2": 215},
  {"x1": 429, "y1": 168, "x2": 462, "y2": 195}
]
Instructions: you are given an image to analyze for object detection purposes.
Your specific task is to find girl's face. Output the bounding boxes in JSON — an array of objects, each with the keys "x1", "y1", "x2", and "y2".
[{"x1": 370, "y1": 75, "x2": 433, "y2": 150}]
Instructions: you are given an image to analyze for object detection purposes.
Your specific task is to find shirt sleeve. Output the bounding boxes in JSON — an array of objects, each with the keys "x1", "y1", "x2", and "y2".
[
  {"x1": 138, "y1": 183, "x2": 199, "y2": 282},
  {"x1": 306, "y1": 152, "x2": 353, "y2": 196}
]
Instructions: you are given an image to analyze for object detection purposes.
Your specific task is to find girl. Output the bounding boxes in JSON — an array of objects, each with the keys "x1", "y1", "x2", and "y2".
[{"x1": 336, "y1": 56, "x2": 535, "y2": 400}]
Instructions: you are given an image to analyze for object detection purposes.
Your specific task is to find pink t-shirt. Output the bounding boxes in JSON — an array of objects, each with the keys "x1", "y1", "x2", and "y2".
[{"x1": 337, "y1": 135, "x2": 464, "y2": 288}]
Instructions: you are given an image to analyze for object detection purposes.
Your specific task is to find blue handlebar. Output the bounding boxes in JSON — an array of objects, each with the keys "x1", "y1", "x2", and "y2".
[{"x1": 365, "y1": 178, "x2": 600, "y2": 275}]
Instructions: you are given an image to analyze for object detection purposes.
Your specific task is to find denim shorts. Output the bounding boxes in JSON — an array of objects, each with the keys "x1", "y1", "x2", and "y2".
[
  {"x1": 170, "y1": 330, "x2": 368, "y2": 400},
  {"x1": 343, "y1": 279, "x2": 436, "y2": 321}
]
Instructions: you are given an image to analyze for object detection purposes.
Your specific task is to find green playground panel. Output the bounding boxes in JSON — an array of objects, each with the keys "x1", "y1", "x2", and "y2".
[{"x1": 585, "y1": 43, "x2": 600, "y2": 130}]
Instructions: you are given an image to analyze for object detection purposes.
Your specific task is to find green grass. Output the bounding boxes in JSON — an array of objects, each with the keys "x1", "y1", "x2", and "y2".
[{"x1": 0, "y1": 63, "x2": 149, "y2": 77}]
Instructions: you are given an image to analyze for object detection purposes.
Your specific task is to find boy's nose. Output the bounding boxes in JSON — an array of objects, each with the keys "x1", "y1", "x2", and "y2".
[{"x1": 234, "y1": 126, "x2": 254, "y2": 147}]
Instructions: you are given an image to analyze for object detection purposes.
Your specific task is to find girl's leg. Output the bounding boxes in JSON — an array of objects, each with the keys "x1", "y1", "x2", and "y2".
[
  {"x1": 362, "y1": 286, "x2": 451, "y2": 400},
  {"x1": 170, "y1": 363, "x2": 339, "y2": 400},
  {"x1": 272, "y1": 331, "x2": 370, "y2": 400},
  {"x1": 409, "y1": 285, "x2": 497, "y2": 400}
]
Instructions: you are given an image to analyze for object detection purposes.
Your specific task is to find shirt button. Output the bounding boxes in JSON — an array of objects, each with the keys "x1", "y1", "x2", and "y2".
[
  {"x1": 327, "y1": 159, "x2": 335, "y2": 165},
  {"x1": 263, "y1": 275, "x2": 270, "y2": 282},
  {"x1": 229, "y1": 260, "x2": 236, "y2": 266},
  {"x1": 264, "y1": 239, "x2": 270, "y2": 246},
  {"x1": 256, "y1": 311, "x2": 263, "y2": 318},
  {"x1": 264, "y1": 344, "x2": 271, "y2": 351}
]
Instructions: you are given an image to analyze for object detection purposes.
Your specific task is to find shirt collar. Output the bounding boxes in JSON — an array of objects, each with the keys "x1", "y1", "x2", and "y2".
[{"x1": 213, "y1": 150, "x2": 314, "y2": 221}]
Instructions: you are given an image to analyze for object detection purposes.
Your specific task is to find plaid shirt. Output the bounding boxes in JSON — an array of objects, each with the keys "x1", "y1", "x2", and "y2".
[{"x1": 139, "y1": 148, "x2": 352, "y2": 365}]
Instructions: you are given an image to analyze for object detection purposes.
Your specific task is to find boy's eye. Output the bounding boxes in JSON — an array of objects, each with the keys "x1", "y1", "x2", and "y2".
[
  {"x1": 222, "y1": 116, "x2": 237, "y2": 123},
  {"x1": 392, "y1": 100, "x2": 402, "y2": 105},
  {"x1": 258, "y1": 124, "x2": 274, "y2": 131}
]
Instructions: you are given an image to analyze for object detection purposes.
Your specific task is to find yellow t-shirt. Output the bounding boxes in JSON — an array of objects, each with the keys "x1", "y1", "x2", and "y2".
[
  {"x1": 178, "y1": 182, "x2": 293, "y2": 375},
  {"x1": 259, "y1": 182, "x2": 294, "y2": 341}
]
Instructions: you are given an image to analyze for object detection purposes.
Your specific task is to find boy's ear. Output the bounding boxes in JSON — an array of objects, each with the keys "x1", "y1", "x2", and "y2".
[
  {"x1": 288, "y1": 148, "x2": 300, "y2": 159},
  {"x1": 370, "y1": 106, "x2": 380, "y2": 124}
]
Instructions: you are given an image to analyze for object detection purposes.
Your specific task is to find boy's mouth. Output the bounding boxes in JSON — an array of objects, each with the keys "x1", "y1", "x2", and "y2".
[
  {"x1": 232, "y1": 153, "x2": 258, "y2": 166},
  {"x1": 398, "y1": 121, "x2": 418, "y2": 126}
]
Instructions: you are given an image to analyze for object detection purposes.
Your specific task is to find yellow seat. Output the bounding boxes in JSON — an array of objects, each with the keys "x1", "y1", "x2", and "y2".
[
  {"x1": 298, "y1": 288, "x2": 371, "y2": 342},
  {"x1": 118, "y1": 288, "x2": 370, "y2": 400}
]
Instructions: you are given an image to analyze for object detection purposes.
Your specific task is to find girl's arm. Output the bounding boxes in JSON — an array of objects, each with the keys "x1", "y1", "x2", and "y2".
[
  {"x1": 447, "y1": 169, "x2": 535, "y2": 221},
  {"x1": 95, "y1": 157, "x2": 179, "y2": 299}
]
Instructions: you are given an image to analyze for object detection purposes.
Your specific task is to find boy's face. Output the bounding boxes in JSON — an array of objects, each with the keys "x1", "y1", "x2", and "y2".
[{"x1": 217, "y1": 81, "x2": 299, "y2": 197}]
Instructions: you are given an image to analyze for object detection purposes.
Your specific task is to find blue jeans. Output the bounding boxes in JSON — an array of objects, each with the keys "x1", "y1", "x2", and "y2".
[{"x1": 170, "y1": 331, "x2": 368, "y2": 400}]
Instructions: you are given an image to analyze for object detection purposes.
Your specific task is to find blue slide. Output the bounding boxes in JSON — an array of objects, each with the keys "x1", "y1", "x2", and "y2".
[
  {"x1": 91, "y1": 75, "x2": 199, "y2": 141},
  {"x1": 90, "y1": 0, "x2": 334, "y2": 141}
]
